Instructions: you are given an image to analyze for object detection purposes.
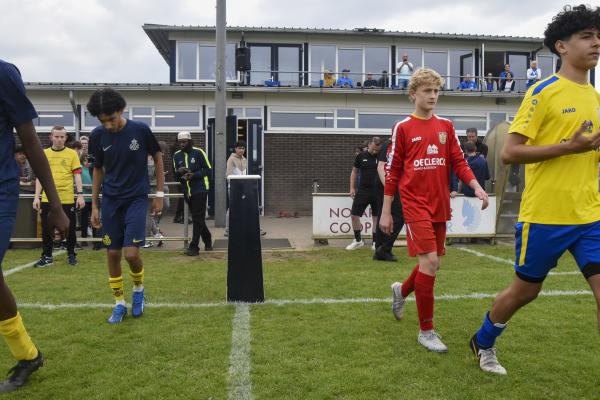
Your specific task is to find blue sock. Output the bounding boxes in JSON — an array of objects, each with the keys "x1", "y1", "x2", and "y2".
[{"x1": 475, "y1": 312, "x2": 507, "y2": 349}]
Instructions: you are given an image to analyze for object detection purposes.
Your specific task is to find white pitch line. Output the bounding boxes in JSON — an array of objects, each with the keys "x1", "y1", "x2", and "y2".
[
  {"x1": 227, "y1": 303, "x2": 253, "y2": 400},
  {"x1": 16, "y1": 290, "x2": 592, "y2": 310},
  {"x1": 453, "y1": 246, "x2": 580, "y2": 276},
  {"x1": 3, "y1": 250, "x2": 66, "y2": 277}
]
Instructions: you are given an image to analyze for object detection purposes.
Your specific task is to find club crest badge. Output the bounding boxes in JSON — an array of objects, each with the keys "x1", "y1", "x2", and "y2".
[
  {"x1": 129, "y1": 139, "x2": 140, "y2": 151},
  {"x1": 438, "y1": 132, "x2": 447, "y2": 144}
]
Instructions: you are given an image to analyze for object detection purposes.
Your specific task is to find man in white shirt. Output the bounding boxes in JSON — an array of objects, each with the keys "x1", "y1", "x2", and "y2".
[
  {"x1": 526, "y1": 60, "x2": 542, "y2": 89},
  {"x1": 396, "y1": 53, "x2": 414, "y2": 89}
]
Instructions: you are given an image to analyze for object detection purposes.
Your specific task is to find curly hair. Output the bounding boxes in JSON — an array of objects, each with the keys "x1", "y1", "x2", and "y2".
[
  {"x1": 544, "y1": 4, "x2": 600, "y2": 56},
  {"x1": 86, "y1": 88, "x2": 127, "y2": 117},
  {"x1": 408, "y1": 68, "x2": 445, "y2": 93}
]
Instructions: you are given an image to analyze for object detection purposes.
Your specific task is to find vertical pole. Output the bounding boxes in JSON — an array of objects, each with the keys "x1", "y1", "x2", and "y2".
[{"x1": 215, "y1": 0, "x2": 227, "y2": 227}]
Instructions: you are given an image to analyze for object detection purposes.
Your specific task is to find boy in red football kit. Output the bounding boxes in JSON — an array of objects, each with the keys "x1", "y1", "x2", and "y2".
[{"x1": 379, "y1": 68, "x2": 489, "y2": 352}]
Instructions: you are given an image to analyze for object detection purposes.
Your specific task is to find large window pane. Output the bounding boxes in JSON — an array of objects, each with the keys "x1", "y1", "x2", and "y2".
[
  {"x1": 424, "y1": 51, "x2": 448, "y2": 87},
  {"x1": 365, "y1": 47, "x2": 389, "y2": 83},
  {"x1": 338, "y1": 48, "x2": 363, "y2": 86},
  {"x1": 271, "y1": 112, "x2": 333, "y2": 128},
  {"x1": 35, "y1": 111, "x2": 74, "y2": 127},
  {"x1": 489, "y1": 112, "x2": 507, "y2": 130},
  {"x1": 508, "y1": 53, "x2": 528, "y2": 92},
  {"x1": 443, "y1": 115, "x2": 487, "y2": 132},
  {"x1": 225, "y1": 43, "x2": 237, "y2": 81},
  {"x1": 449, "y1": 50, "x2": 474, "y2": 89},
  {"x1": 337, "y1": 109, "x2": 356, "y2": 129},
  {"x1": 199, "y1": 45, "x2": 216, "y2": 80},
  {"x1": 278, "y1": 47, "x2": 300, "y2": 86},
  {"x1": 537, "y1": 55, "x2": 553, "y2": 80},
  {"x1": 397, "y1": 48, "x2": 422, "y2": 69},
  {"x1": 245, "y1": 108, "x2": 262, "y2": 118},
  {"x1": 155, "y1": 111, "x2": 200, "y2": 127},
  {"x1": 358, "y1": 113, "x2": 406, "y2": 129},
  {"x1": 250, "y1": 46, "x2": 271, "y2": 85},
  {"x1": 310, "y1": 45, "x2": 336, "y2": 86},
  {"x1": 178, "y1": 42, "x2": 197, "y2": 80}
]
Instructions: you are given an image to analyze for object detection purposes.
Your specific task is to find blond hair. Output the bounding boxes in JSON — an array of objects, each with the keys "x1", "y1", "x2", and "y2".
[{"x1": 408, "y1": 68, "x2": 445, "y2": 93}]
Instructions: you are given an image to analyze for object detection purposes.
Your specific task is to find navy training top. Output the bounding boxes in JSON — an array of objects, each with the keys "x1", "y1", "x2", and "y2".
[
  {"x1": 0, "y1": 60, "x2": 38, "y2": 199},
  {"x1": 89, "y1": 119, "x2": 160, "y2": 198}
]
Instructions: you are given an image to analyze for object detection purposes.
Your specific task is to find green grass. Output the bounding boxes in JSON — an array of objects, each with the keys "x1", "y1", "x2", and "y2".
[{"x1": 0, "y1": 245, "x2": 598, "y2": 399}]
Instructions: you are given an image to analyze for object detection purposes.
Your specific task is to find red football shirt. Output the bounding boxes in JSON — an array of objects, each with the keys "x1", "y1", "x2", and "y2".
[{"x1": 384, "y1": 114, "x2": 476, "y2": 223}]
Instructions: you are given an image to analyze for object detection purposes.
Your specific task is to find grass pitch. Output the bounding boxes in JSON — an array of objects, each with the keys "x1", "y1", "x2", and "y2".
[{"x1": 0, "y1": 244, "x2": 598, "y2": 399}]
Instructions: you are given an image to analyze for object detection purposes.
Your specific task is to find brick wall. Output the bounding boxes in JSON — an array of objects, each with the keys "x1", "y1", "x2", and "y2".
[{"x1": 264, "y1": 133, "x2": 380, "y2": 216}]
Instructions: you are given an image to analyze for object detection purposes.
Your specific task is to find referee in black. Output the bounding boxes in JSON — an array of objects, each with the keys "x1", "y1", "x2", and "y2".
[
  {"x1": 373, "y1": 137, "x2": 404, "y2": 261},
  {"x1": 346, "y1": 137, "x2": 382, "y2": 250}
]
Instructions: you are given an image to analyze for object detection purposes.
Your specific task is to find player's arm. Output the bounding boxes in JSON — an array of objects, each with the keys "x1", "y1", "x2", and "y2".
[
  {"x1": 74, "y1": 172, "x2": 85, "y2": 209},
  {"x1": 17, "y1": 122, "x2": 69, "y2": 236},
  {"x1": 151, "y1": 151, "x2": 165, "y2": 215},
  {"x1": 502, "y1": 121, "x2": 600, "y2": 164},
  {"x1": 377, "y1": 161, "x2": 386, "y2": 186},
  {"x1": 380, "y1": 125, "x2": 404, "y2": 234},
  {"x1": 91, "y1": 167, "x2": 104, "y2": 229},
  {"x1": 33, "y1": 177, "x2": 42, "y2": 211},
  {"x1": 349, "y1": 167, "x2": 358, "y2": 198}
]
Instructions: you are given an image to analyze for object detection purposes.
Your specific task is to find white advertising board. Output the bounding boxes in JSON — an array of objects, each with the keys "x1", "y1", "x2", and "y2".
[{"x1": 312, "y1": 194, "x2": 496, "y2": 238}]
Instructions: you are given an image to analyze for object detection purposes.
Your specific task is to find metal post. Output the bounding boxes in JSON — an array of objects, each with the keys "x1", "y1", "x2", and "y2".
[
  {"x1": 183, "y1": 199, "x2": 189, "y2": 249},
  {"x1": 214, "y1": 0, "x2": 227, "y2": 227},
  {"x1": 69, "y1": 90, "x2": 80, "y2": 140}
]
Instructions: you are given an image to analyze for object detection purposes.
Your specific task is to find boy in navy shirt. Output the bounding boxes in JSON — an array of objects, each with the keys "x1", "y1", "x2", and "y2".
[
  {"x1": 87, "y1": 88, "x2": 164, "y2": 324},
  {"x1": 0, "y1": 60, "x2": 69, "y2": 393}
]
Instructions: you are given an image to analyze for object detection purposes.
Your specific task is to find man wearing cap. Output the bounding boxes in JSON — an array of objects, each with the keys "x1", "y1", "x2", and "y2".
[
  {"x1": 336, "y1": 69, "x2": 354, "y2": 88},
  {"x1": 173, "y1": 131, "x2": 213, "y2": 255}
]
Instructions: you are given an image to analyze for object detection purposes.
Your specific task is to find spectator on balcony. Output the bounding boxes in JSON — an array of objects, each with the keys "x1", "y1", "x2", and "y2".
[
  {"x1": 499, "y1": 63, "x2": 512, "y2": 88},
  {"x1": 378, "y1": 70, "x2": 390, "y2": 88},
  {"x1": 323, "y1": 69, "x2": 336, "y2": 87},
  {"x1": 483, "y1": 73, "x2": 498, "y2": 92},
  {"x1": 500, "y1": 72, "x2": 516, "y2": 92},
  {"x1": 526, "y1": 60, "x2": 542, "y2": 89},
  {"x1": 396, "y1": 53, "x2": 414, "y2": 89},
  {"x1": 336, "y1": 69, "x2": 354, "y2": 88},
  {"x1": 363, "y1": 73, "x2": 379, "y2": 88},
  {"x1": 457, "y1": 74, "x2": 478, "y2": 91}
]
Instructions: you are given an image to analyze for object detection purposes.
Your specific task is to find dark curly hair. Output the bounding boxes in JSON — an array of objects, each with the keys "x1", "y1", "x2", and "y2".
[
  {"x1": 86, "y1": 88, "x2": 127, "y2": 117},
  {"x1": 544, "y1": 4, "x2": 600, "y2": 56}
]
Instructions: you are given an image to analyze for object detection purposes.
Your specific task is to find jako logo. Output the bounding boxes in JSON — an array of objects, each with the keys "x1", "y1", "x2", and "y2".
[
  {"x1": 426, "y1": 144, "x2": 438, "y2": 155},
  {"x1": 412, "y1": 136, "x2": 422, "y2": 143},
  {"x1": 562, "y1": 107, "x2": 576, "y2": 114}
]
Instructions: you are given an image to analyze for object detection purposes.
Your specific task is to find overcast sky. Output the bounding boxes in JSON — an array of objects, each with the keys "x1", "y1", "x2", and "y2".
[{"x1": 1, "y1": 0, "x2": 599, "y2": 85}]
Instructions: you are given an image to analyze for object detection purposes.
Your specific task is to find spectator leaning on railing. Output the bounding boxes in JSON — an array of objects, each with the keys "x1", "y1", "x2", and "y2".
[
  {"x1": 336, "y1": 69, "x2": 354, "y2": 87},
  {"x1": 526, "y1": 60, "x2": 542, "y2": 89},
  {"x1": 457, "y1": 74, "x2": 478, "y2": 91}
]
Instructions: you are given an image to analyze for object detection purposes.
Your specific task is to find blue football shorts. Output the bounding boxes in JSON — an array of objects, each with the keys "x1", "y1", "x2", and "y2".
[
  {"x1": 100, "y1": 195, "x2": 148, "y2": 250},
  {"x1": 514, "y1": 220, "x2": 600, "y2": 281}
]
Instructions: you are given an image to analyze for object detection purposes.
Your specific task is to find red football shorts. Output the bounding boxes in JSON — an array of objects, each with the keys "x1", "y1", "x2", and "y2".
[{"x1": 405, "y1": 221, "x2": 446, "y2": 257}]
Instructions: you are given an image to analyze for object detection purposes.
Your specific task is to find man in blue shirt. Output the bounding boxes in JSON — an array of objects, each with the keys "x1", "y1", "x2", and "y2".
[
  {"x1": 173, "y1": 131, "x2": 213, "y2": 256},
  {"x1": 87, "y1": 88, "x2": 164, "y2": 324},
  {"x1": 459, "y1": 141, "x2": 489, "y2": 197},
  {"x1": 0, "y1": 60, "x2": 69, "y2": 393},
  {"x1": 336, "y1": 69, "x2": 354, "y2": 87}
]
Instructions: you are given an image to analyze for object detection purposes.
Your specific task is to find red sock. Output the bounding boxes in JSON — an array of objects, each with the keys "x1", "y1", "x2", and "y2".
[
  {"x1": 414, "y1": 271, "x2": 436, "y2": 331},
  {"x1": 401, "y1": 264, "x2": 419, "y2": 297}
]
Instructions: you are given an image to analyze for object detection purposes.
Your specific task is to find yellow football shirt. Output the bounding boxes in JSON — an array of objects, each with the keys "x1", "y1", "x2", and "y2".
[
  {"x1": 510, "y1": 74, "x2": 600, "y2": 224},
  {"x1": 41, "y1": 147, "x2": 81, "y2": 204}
]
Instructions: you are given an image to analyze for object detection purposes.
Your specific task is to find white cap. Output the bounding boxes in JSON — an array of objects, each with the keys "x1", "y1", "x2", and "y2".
[{"x1": 177, "y1": 131, "x2": 191, "y2": 140}]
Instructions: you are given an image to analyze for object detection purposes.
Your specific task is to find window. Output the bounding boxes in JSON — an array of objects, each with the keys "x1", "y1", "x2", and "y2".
[
  {"x1": 131, "y1": 107, "x2": 152, "y2": 126},
  {"x1": 443, "y1": 115, "x2": 487, "y2": 132},
  {"x1": 177, "y1": 42, "x2": 197, "y2": 80},
  {"x1": 197, "y1": 43, "x2": 237, "y2": 81},
  {"x1": 245, "y1": 108, "x2": 262, "y2": 118},
  {"x1": 34, "y1": 111, "x2": 75, "y2": 128},
  {"x1": 449, "y1": 50, "x2": 474, "y2": 89},
  {"x1": 424, "y1": 51, "x2": 448, "y2": 86},
  {"x1": 358, "y1": 113, "x2": 406, "y2": 129},
  {"x1": 155, "y1": 111, "x2": 201, "y2": 127},
  {"x1": 278, "y1": 47, "x2": 300, "y2": 86},
  {"x1": 338, "y1": 48, "x2": 363, "y2": 85},
  {"x1": 365, "y1": 47, "x2": 389, "y2": 82},
  {"x1": 489, "y1": 113, "x2": 507, "y2": 131},
  {"x1": 396, "y1": 48, "x2": 422, "y2": 70},
  {"x1": 250, "y1": 46, "x2": 271, "y2": 85},
  {"x1": 337, "y1": 109, "x2": 356, "y2": 129},
  {"x1": 310, "y1": 45, "x2": 336, "y2": 86},
  {"x1": 508, "y1": 53, "x2": 529, "y2": 92},
  {"x1": 537, "y1": 55, "x2": 554, "y2": 80},
  {"x1": 271, "y1": 112, "x2": 334, "y2": 128}
]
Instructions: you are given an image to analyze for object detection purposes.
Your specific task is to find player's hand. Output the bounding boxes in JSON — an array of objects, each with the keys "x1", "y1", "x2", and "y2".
[
  {"x1": 474, "y1": 187, "x2": 489, "y2": 210},
  {"x1": 151, "y1": 197, "x2": 163, "y2": 216},
  {"x1": 91, "y1": 205, "x2": 102, "y2": 229},
  {"x1": 32, "y1": 197, "x2": 40, "y2": 211},
  {"x1": 76, "y1": 195, "x2": 86, "y2": 210},
  {"x1": 183, "y1": 172, "x2": 194, "y2": 181},
  {"x1": 46, "y1": 204, "x2": 69, "y2": 240},
  {"x1": 378, "y1": 212, "x2": 393, "y2": 235},
  {"x1": 566, "y1": 121, "x2": 600, "y2": 154},
  {"x1": 450, "y1": 191, "x2": 458, "y2": 198},
  {"x1": 349, "y1": 188, "x2": 356, "y2": 198}
]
